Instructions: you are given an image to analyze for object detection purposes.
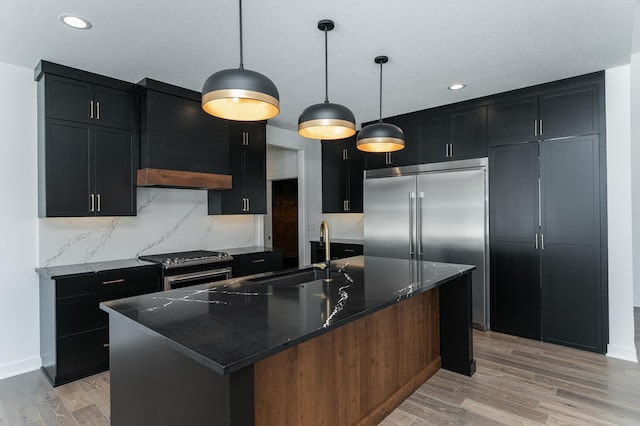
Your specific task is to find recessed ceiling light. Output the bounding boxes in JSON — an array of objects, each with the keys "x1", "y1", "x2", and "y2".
[
  {"x1": 448, "y1": 83, "x2": 466, "y2": 91},
  {"x1": 59, "y1": 14, "x2": 92, "y2": 30}
]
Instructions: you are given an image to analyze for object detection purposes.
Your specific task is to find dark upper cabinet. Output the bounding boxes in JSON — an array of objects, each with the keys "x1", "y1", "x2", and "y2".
[
  {"x1": 488, "y1": 82, "x2": 599, "y2": 147},
  {"x1": 208, "y1": 122, "x2": 267, "y2": 215},
  {"x1": 487, "y1": 96, "x2": 538, "y2": 146},
  {"x1": 45, "y1": 74, "x2": 135, "y2": 130},
  {"x1": 364, "y1": 116, "x2": 420, "y2": 170},
  {"x1": 322, "y1": 135, "x2": 364, "y2": 213},
  {"x1": 37, "y1": 66, "x2": 137, "y2": 218},
  {"x1": 420, "y1": 105, "x2": 487, "y2": 163}
]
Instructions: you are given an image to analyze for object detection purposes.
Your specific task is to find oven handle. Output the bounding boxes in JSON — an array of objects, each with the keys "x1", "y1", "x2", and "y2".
[{"x1": 167, "y1": 268, "x2": 232, "y2": 284}]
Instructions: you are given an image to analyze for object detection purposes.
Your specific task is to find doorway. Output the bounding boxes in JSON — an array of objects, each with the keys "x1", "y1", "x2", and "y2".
[{"x1": 271, "y1": 179, "x2": 298, "y2": 269}]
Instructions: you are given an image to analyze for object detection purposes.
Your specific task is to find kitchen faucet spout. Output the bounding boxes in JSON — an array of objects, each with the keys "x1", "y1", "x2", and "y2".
[{"x1": 319, "y1": 220, "x2": 332, "y2": 281}]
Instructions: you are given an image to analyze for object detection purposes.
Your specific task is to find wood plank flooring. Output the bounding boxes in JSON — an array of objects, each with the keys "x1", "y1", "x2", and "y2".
[{"x1": 1, "y1": 310, "x2": 638, "y2": 425}]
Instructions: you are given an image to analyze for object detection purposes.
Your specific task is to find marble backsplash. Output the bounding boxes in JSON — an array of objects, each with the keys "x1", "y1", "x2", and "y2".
[
  {"x1": 319, "y1": 213, "x2": 364, "y2": 241},
  {"x1": 38, "y1": 188, "x2": 257, "y2": 267}
]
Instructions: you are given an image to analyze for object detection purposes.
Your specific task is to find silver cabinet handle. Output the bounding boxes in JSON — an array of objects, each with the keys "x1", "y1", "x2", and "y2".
[
  {"x1": 103, "y1": 343, "x2": 110, "y2": 348},
  {"x1": 535, "y1": 233, "x2": 539, "y2": 249},
  {"x1": 102, "y1": 278, "x2": 125, "y2": 285},
  {"x1": 541, "y1": 233, "x2": 545, "y2": 250},
  {"x1": 97, "y1": 193, "x2": 101, "y2": 212},
  {"x1": 344, "y1": 248, "x2": 355, "y2": 253},
  {"x1": 445, "y1": 143, "x2": 449, "y2": 157},
  {"x1": 534, "y1": 120, "x2": 537, "y2": 137},
  {"x1": 90, "y1": 101, "x2": 94, "y2": 119},
  {"x1": 90, "y1": 193, "x2": 95, "y2": 212},
  {"x1": 242, "y1": 131, "x2": 249, "y2": 145},
  {"x1": 343, "y1": 200, "x2": 349, "y2": 211},
  {"x1": 96, "y1": 101, "x2": 100, "y2": 120},
  {"x1": 252, "y1": 258, "x2": 266, "y2": 263},
  {"x1": 539, "y1": 119, "x2": 543, "y2": 136},
  {"x1": 242, "y1": 198, "x2": 247, "y2": 211},
  {"x1": 246, "y1": 197, "x2": 250, "y2": 211}
]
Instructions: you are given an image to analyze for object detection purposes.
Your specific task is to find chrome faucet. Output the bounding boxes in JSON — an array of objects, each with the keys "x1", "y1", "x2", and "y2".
[{"x1": 317, "y1": 220, "x2": 332, "y2": 281}]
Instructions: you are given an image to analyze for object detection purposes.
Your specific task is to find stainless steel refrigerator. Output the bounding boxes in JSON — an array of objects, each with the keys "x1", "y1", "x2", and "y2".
[{"x1": 364, "y1": 158, "x2": 489, "y2": 329}]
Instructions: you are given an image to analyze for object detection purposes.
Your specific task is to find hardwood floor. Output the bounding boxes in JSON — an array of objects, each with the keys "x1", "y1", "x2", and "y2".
[{"x1": 1, "y1": 311, "x2": 639, "y2": 425}]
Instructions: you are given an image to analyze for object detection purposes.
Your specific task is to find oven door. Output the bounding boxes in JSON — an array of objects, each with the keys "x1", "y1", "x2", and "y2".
[{"x1": 164, "y1": 267, "x2": 232, "y2": 290}]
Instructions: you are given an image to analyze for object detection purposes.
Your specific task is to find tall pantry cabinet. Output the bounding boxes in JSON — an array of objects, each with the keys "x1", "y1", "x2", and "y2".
[{"x1": 488, "y1": 73, "x2": 607, "y2": 353}]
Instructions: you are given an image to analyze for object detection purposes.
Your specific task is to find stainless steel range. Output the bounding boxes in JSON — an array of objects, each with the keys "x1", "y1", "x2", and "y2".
[{"x1": 138, "y1": 250, "x2": 233, "y2": 290}]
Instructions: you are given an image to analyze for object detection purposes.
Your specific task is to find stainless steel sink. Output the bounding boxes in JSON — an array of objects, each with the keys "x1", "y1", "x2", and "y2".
[{"x1": 247, "y1": 268, "x2": 326, "y2": 288}]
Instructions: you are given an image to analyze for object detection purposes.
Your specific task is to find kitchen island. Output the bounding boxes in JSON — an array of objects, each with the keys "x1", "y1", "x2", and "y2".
[{"x1": 100, "y1": 256, "x2": 475, "y2": 425}]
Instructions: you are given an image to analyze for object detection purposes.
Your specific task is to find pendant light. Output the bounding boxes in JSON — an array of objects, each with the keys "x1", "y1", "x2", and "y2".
[
  {"x1": 357, "y1": 56, "x2": 405, "y2": 152},
  {"x1": 298, "y1": 19, "x2": 356, "y2": 140},
  {"x1": 202, "y1": 0, "x2": 279, "y2": 121}
]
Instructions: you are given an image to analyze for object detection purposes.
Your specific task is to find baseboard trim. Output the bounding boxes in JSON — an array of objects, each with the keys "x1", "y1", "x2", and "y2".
[
  {"x1": 0, "y1": 356, "x2": 41, "y2": 380},
  {"x1": 606, "y1": 344, "x2": 638, "y2": 363}
]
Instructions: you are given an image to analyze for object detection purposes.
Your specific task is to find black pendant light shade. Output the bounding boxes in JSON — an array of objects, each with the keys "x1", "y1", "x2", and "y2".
[
  {"x1": 357, "y1": 56, "x2": 405, "y2": 152},
  {"x1": 298, "y1": 19, "x2": 356, "y2": 140},
  {"x1": 202, "y1": 0, "x2": 280, "y2": 121}
]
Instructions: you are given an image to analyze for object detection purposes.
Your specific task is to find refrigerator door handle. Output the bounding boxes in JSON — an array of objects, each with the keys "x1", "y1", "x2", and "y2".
[
  {"x1": 409, "y1": 192, "x2": 416, "y2": 258},
  {"x1": 417, "y1": 192, "x2": 424, "y2": 259}
]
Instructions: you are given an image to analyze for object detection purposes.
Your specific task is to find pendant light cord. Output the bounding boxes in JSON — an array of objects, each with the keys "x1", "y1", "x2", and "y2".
[
  {"x1": 324, "y1": 27, "x2": 329, "y2": 103},
  {"x1": 378, "y1": 60, "x2": 383, "y2": 123},
  {"x1": 238, "y1": 0, "x2": 244, "y2": 70}
]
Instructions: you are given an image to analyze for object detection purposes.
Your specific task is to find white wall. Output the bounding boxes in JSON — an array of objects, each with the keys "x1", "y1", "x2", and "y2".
[
  {"x1": 605, "y1": 65, "x2": 637, "y2": 362},
  {"x1": 266, "y1": 145, "x2": 298, "y2": 180},
  {"x1": 0, "y1": 62, "x2": 40, "y2": 379},
  {"x1": 631, "y1": 52, "x2": 640, "y2": 307}
]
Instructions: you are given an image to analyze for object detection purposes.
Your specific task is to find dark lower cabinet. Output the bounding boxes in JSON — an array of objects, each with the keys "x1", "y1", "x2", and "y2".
[
  {"x1": 231, "y1": 250, "x2": 283, "y2": 278},
  {"x1": 39, "y1": 264, "x2": 162, "y2": 386},
  {"x1": 310, "y1": 241, "x2": 363, "y2": 263},
  {"x1": 489, "y1": 135, "x2": 605, "y2": 353}
]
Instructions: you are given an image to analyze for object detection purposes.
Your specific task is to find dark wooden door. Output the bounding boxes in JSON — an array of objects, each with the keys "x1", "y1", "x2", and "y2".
[
  {"x1": 272, "y1": 179, "x2": 298, "y2": 269},
  {"x1": 487, "y1": 96, "x2": 538, "y2": 146},
  {"x1": 221, "y1": 146, "x2": 246, "y2": 214},
  {"x1": 321, "y1": 140, "x2": 347, "y2": 213},
  {"x1": 489, "y1": 142, "x2": 540, "y2": 340},
  {"x1": 244, "y1": 148, "x2": 266, "y2": 214},
  {"x1": 45, "y1": 119, "x2": 92, "y2": 217},
  {"x1": 94, "y1": 127, "x2": 136, "y2": 216},
  {"x1": 45, "y1": 75, "x2": 94, "y2": 124},
  {"x1": 419, "y1": 113, "x2": 449, "y2": 163},
  {"x1": 539, "y1": 84, "x2": 599, "y2": 140},
  {"x1": 94, "y1": 86, "x2": 136, "y2": 130},
  {"x1": 539, "y1": 135, "x2": 602, "y2": 352},
  {"x1": 450, "y1": 105, "x2": 487, "y2": 160}
]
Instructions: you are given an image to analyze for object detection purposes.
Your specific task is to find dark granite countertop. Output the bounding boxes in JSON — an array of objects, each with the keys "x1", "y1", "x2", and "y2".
[
  {"x1": 36, "y1": 258, "x2": 157, "y2": 279},
  {"x1": 309, "y1": 238, "x2": 364, "y2": 245},
  {"x1": 100, "y1": 256, "x2": 474, "y2": 375},
  {"x1": 222, "y1": 246, "x2": 282, "y2": 256}
]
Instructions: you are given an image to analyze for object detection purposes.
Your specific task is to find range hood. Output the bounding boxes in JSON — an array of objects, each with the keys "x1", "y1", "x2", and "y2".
[
  {"x1": 137, "y1": 168, "x2": 231, "y2": 190},
  {"x1": 137, "y1": 78, "x2": 232, "y2": 191}
]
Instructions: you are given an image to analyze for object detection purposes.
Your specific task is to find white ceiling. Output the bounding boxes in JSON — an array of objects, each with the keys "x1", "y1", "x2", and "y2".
[{"x1": 0, "y1": 0, "x2": 635, "y2": 131}]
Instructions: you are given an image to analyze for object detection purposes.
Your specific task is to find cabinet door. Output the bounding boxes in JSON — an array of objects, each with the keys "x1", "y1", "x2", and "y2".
[
  {"x1": 45, "y1": 120, "x2": 92, "y2": 217},
  {"x1": 322, "y1": 140, "x2": 348, "y2": 213},
  {"x1": 539, "y1": 84, "x2": 599, "y2": 139},
  {"x1": 487, "y1": 96, "x2": 538, "y2": 146},
  {"x1": 45, "y1": 75, "x2": 94, "y2": 124},
  {"x1": 346, "y1": 157, "x2": 364, "y2": 213},
  {"x1": 57, "y1": 327, "x2": 110, "y2": 382},
  {"x1": 540, "y1": 135, "x2": 602, "y2": 352},
  {"x1": 364, "y1": 116, "x2": 419, "y2": 169},
  {"x1": 419, "y1": 113, "x2": 449, "y2": 163},
  {"x1": 489, "y1": 143, "x2": 540, "y2": 340},
  {"x1": 94, "y1": 127, "x2": 136, "y2": 216},
  {"x1": 220, "y1": 146, "x2": 246, "y2": 214},
  {"x1": 244, "y1": 148, "x2": 267, "y2": 213},
  {"x1": 94, "y1": 86, "x2": 136, "y2": 130},
  {"x1": 230, "y1": 122, "x2": 266, "y2": 150},
  {"x1": 450, "y1": 105, "x2": 487, "y2": 160}
]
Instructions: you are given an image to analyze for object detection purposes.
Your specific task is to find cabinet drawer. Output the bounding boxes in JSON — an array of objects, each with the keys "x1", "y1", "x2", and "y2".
[
  {"x1": 232, "y1": 252, "x2": 283, "y2": 278},
  {"x1": 332, "y1": 243, "x2": 363, "y2": 259},
  {"x1": 56, "y1": 327, "x2": 109, "y2": 381},
  {"x1": 56, "y1": 282, "x2": 160, "y2": 337},
  {"x1": 56, "y1": 266, "x2": 161, "y2": 298}
]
